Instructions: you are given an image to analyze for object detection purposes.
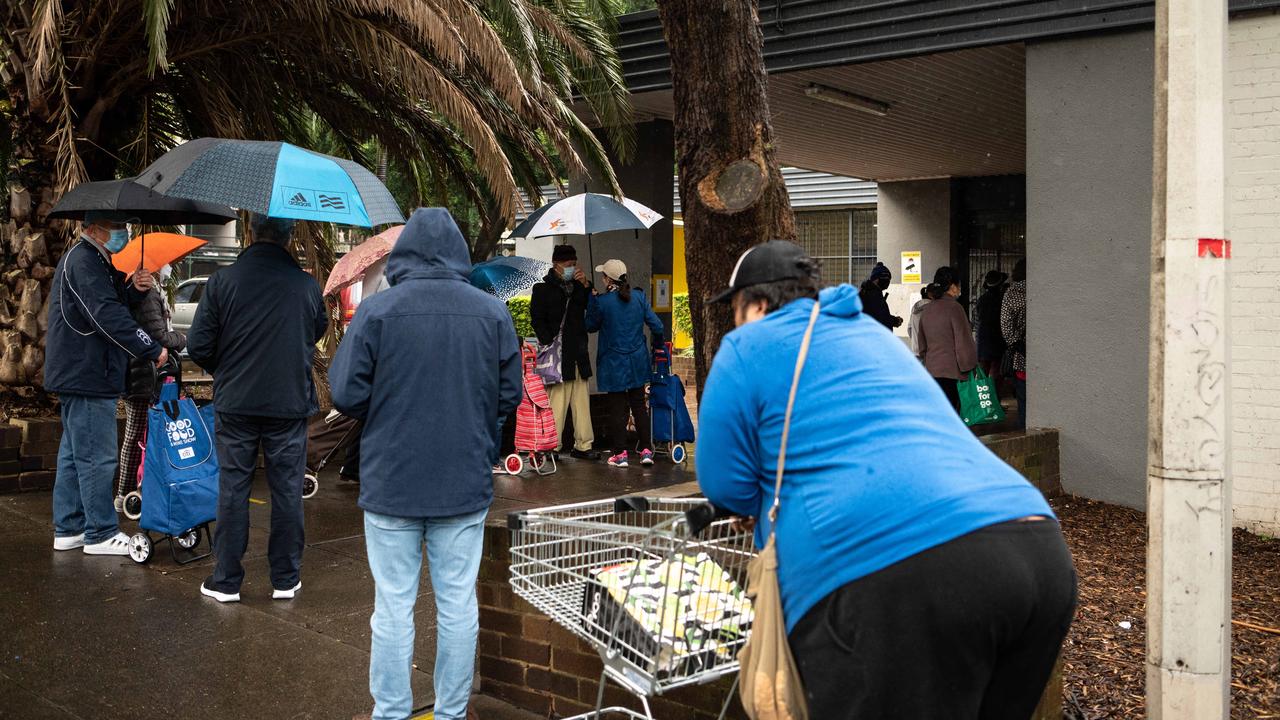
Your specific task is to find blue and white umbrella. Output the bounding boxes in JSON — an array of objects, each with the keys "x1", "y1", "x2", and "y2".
[
  {"x1": 509, "y1": 192, "x2": 663, "y2": 276},
  {"x1": 135, "y1": 138, "x2": 404, "y2": 228},
  {"x1": 471, "y1": 256, "x2": 553, "y2": 302}
]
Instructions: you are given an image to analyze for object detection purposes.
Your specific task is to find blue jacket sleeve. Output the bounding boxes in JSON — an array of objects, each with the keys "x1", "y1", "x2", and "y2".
[
  {"x1": 63, "y1": 246, "x2": 161, "y2": 361},
  {"x1": 639, "y1": 291, "x2": 665, "y2": 344},
  {"x1": 695, "y1": 338, "x2": 764, "y2": 519},
  {"x1": 497, "y1": 315, "x2": 522, "y2": 418},
  {"x1": 330, "y1": 308, "x2": 379, "y2": 421},
  {"x1": 585, "y1": 293, "x2": 603, "y2": 333},
  {"x1": 185, "y1": 275, "x2": 221, "y2": 373}
]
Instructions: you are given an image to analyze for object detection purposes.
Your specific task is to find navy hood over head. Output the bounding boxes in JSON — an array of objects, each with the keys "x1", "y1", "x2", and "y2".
[{"x1": 329, "y1": 208, "x2": 522, "y2": 518}]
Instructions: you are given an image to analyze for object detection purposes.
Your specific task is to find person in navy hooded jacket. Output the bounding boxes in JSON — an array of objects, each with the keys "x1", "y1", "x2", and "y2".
[
  {"x1": 330, "y1": 208, "x2": 521, "y2": 720},
  {"x1": 697, "y1": 241, "x2": 1076, "y2": 720}
]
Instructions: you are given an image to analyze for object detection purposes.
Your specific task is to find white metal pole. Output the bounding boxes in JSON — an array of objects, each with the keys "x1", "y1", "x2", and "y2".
[{"x1": 1147, "y1": 1, "x2": 1231, "y2": 718}]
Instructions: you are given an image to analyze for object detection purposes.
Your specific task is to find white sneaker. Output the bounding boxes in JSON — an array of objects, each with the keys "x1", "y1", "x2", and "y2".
[
  {"x1": 53, "y1": 533, "x2": 85, "y2": 551},
  {"x1": 273, "y1": 581, "x2": 302, "y2": 600},
  {"x1": 113, "y1": 495, "x2": 124, "y2": 513},
  {"x1": 82, "y1": 532, "x2": 131, "y2": 556},
  {"x1": 201, "y1": 581, "x2": 241, "y2": 603}
]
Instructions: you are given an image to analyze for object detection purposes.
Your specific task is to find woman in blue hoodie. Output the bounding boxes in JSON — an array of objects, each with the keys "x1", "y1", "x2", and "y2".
[
  {"x1": 586, "y1": 259, "x2": 665, "y2": 468},
  {"x1": 697, "y1": 241, "x2": 1076, "y2": 720}
]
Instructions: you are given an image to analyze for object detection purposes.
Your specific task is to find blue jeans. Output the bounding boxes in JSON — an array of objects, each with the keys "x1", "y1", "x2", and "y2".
[
  {"x1": 53, "y1": 395, "x2": 121, "y2": 544},
  {"x1": 365, "y1": 508, "x2": 488, "y2": 720}
]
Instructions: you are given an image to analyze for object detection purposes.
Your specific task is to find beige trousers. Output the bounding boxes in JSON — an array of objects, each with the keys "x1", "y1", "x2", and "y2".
[{"x1": 548, "y1": 378, "x2": 594, "y2": 452}]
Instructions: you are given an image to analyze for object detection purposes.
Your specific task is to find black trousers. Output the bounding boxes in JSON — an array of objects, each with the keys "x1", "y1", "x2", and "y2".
[
  {"x1": 605, "y1": 387, "x2": 651, "y2": 455},
  {"x1": 936, "y1": 376, "x2": 961, "y2": 411},
  {"x1": 210, "y1": 413, "x2": 307, "y2": 593},
  {"x1": 789, "y1": 519, "x2": 1077, "y2": 720}
]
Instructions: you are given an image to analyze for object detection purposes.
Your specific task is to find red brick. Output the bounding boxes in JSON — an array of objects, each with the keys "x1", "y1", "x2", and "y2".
[
  {"x1": 553, "y1": 696, "x2": 596, "y2": 717},
  {"x1": 501, "y1": 635, "x2": 550, "y2": 667},
  {"x1": 524, "y1": 666, "x2": 582, "y2": 700},
  {"x1": 478, "y1": 629, "x2": 502, "y2": 658},
  {"x1": 478, "y1": 606, "x2": 524, "y2": 636},
  {"x1": 20, "y1": 442, "x2": 57, "y2": 457},
  {"x1": 477, "y1": 581, "x2": 514, "y2": 610},
  {"x1": 19, "y1": 455, "x2": 43, "y2": 472},
  {"x1": 12, "y1": 418, "x2": 58, "y2": 442},
  {"x1": 478, "y1": 656, "x2": 526, "y2": 687},
  {"x1": 18, "y1": 471, "x2": 55, "y2": 492},
  {"x1": 479, "y1": 679, "x2": 552, "y2": 716},
  {"x1": 552, "y1": 647, "x2": 602, "y2": 679}
]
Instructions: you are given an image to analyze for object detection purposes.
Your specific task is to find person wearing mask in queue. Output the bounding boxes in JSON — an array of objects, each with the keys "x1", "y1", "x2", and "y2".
[
  {"x1": 857, "y1": 261, "x2": 903, "y2": 330},
  {"x1": 975, "y1": 269, "x2": 1009, "y2": 384},
  {"x1": 529, "y1": 244, "x2": 599, "y2": 461},
  {"x1": 45, "y1": 211, "x2": 168, "y2": 556},
  {"x1": 585, "y1": 259, "x2": 665, "y2": 469},
  {"x1": 916, "y1": 266, "x2": 978, "y2": 411},
  {"x1": 697, "y1": 240, "x2": 1075, "y2": 720}
]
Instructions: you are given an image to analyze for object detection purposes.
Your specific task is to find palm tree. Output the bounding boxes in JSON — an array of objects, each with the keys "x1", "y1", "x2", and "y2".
[{"x1": 0, "y1": 0, "x2": 634, "y2": 388}]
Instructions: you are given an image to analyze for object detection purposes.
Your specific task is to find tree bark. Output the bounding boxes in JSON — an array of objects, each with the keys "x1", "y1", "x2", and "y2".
[{"x1": 655, "y1": 0, "x2": 795, "y2": 395}]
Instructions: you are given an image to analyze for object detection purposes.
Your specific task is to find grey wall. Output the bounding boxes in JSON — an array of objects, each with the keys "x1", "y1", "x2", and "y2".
[
  {"x1": 1026, "y1": 30, "x2": 1154, "y2": 508},
  {"x1": 876, "y1": 179, "x2": 952, "y2": 325}
]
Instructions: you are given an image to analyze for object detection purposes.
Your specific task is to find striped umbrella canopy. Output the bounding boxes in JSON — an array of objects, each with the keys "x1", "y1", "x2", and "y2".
[{"x1": 135, "y1": 138, "x2": 404, "y2": 228}]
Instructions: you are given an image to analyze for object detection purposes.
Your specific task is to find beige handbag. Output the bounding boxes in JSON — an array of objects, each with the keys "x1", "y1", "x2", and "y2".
[{"x1": 737, "y1": 301, "x2": 819, "y2": 720}]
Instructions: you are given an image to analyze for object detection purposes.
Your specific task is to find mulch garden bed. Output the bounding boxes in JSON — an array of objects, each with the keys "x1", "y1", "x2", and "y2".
[{"x1": 1054, "y1": 496, "x2": 1280, "y2": 719}]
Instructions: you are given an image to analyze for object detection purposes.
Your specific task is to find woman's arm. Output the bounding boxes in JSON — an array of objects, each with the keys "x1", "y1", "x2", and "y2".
[{"x1": 952, "y1": 302, "x2": 978, "y2": 373}]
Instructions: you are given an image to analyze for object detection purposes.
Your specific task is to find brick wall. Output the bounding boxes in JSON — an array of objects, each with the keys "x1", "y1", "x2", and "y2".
[
  {"x1": 1228, "y1": 11, "x2": 1280, "y2": 533},
  {"x1": 0, "y1": 418, "x2": 63, "y2": 493}
]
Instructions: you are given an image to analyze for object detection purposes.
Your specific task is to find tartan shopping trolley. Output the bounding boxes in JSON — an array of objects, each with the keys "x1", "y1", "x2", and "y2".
[{"x1": 509, "y1": 497, "x2": 755, "y2": 719}]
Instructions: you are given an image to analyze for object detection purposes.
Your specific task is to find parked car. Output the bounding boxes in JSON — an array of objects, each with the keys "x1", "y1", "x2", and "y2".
[{"x1": 171, "y1": 277, "x2": 207, "y2": 335}]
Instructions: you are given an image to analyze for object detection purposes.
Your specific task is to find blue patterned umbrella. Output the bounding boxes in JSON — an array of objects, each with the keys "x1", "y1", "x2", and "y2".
[
  {"x1": 135, "y1": 138, "x2": 404, "y2": 227},
  {"x1": 470, "y1": 256, "x2": 552, "y2": 302}
]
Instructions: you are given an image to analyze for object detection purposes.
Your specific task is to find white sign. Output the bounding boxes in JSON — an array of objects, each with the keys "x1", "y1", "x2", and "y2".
[{"x1": 901, "y1": 251, "x2": 922, "y2": 284}]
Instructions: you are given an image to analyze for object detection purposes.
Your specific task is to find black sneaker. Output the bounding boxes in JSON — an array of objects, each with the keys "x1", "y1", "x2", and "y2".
[{"x1": 570, "y1": 449, "x2": 601, "y2": 461}]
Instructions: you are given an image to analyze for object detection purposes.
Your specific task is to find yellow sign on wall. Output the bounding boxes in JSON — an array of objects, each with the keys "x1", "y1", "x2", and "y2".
[{"x1": 901, "y1": 251, "x2": 922, "y2": 284}]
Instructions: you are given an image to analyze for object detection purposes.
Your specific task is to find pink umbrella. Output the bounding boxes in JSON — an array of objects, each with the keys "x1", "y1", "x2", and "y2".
[{"x1": 324, "y1": 225, "x2": 403, "y2": 297}]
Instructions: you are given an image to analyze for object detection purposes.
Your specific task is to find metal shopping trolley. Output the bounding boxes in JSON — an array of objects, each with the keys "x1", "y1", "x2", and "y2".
[{"x1": 509, "y1": 497, "x2": 754, "y2": 719}]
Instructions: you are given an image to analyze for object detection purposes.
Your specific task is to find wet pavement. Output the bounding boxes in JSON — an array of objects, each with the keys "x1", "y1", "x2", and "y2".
[{"x1": 0, "y1": 455, "x2": 695, "y2": 719}]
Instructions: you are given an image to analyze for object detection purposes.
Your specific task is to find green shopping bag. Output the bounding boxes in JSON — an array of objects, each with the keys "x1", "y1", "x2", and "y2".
[{"x1": 958, "y1": 368, "x2": 1006, "y2": 427}]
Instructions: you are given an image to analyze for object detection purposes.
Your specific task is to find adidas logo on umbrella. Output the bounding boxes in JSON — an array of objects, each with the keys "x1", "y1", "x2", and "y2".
[{"x1": 287, "y1": 192, "x2": 312, "y2": 208}]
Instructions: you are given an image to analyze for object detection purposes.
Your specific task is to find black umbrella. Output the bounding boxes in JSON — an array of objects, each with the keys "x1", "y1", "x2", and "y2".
[{"x1": 48, "y1": 179, "x2": 237, "y2": 225}]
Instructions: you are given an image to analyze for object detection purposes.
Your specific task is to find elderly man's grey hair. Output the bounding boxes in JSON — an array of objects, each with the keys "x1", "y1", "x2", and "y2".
[{"x1": 250, "y1": 214, "x2": 295, "y2": 247}]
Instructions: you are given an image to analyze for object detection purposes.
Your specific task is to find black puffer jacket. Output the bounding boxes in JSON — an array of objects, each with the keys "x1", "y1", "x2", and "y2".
[
  {"x1": 134, "y1": 287, "x2": 186, "y2": 351},
  {"x1": 530, "y1": 270, "x2": 593, "y2": 382}
]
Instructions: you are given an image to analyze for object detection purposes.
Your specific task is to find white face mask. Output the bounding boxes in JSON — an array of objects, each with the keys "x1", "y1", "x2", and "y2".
[{"x1": 561, "y1": 264, "x2": 575, "y2": 280}]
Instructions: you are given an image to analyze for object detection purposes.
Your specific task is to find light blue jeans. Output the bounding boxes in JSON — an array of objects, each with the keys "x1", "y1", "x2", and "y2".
[
  {"x1": 53, "y1": 394, "x2": 121, "y2": 544},
  {"x1": 365, "y1": 507, "x2": 488, "y2": 720}
]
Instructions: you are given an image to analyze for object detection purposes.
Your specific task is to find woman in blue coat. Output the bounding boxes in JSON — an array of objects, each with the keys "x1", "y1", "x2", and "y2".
[{"x1": 586, "y1": 259, "x2": 665, "y2": 468}]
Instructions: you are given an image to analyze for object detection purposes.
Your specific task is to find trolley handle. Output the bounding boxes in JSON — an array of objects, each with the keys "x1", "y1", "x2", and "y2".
[{"x1": 684, "y1": 501, "x2": 733, "y2": 536}]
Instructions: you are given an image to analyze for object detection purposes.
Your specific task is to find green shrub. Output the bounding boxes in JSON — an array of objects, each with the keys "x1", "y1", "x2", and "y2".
[
  {"x1": 507, "y1": 296, "x2": 534, "y2": 338},
  {"x1": 673, "y1": 292, "x2": 692, "y2": 338}
]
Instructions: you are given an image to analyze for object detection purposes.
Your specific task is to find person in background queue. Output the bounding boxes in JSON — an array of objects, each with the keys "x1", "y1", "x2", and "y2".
[
  {"x1": 916, "y1": 266, "x2": 979, "y2": 411},
  {"x1": 1001, "y1": 259, "x2": 1029, "y2": 430},
  {"x1": 45, "y1": 211, "x2": 167, "y2": 556},
  {"x1": 188, "y1": 214, "x2": 328, "y2": 604},
  {"x1": 697, "y1": 240, "x2": 1076, "y2": 720},
  {"x1": 530, "y1": 244, "x2": 599, "y2": 461},
  {"x1": 975, "y1": 269, "x2": 1009, "y2": 384},
  {"x1": 858, "y1": 261, "x2": 903, "y2": 330}
]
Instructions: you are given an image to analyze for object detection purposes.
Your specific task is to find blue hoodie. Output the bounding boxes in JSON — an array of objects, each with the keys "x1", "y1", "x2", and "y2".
[
  {"x1": 330, "y1": 209, "x2": 522, "y2": 518},
  {"x1": 697, "y1": 285, "x2": 1053, "y2": 632}
]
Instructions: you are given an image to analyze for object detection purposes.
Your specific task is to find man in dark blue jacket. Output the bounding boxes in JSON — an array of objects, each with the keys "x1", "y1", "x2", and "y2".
[
  {"x1": 330, "y1": 208, "x2": 521, "y2": 720},
  {"x1": 188, "y1": 214, "x2": 328, "y2": 604},
  {"x1": 45, "y1": 211, "x2": 167, "y2": 556}
]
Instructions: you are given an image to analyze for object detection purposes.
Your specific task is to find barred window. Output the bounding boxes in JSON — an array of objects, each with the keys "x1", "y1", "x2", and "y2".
[{"x1": 795, "y1": 209, "x2": 878, "y2": 287}]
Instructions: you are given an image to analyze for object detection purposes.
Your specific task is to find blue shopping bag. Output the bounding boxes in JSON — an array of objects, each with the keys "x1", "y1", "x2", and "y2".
[{"x1": 139, "y1": 382, "x2": 219, "y2": 536}]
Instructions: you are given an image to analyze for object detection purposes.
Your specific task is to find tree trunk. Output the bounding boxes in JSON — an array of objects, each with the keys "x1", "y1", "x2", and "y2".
[{"x1": 655, "y1": 0, "x2": 795, "y2": 395}]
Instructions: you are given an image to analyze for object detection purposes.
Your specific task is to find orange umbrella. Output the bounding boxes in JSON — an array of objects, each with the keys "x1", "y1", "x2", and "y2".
[{"x1": 111, "y1": 232, "x2": 207, "y2": 274}]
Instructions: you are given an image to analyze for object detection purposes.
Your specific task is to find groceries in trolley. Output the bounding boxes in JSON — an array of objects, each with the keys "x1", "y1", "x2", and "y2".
[
  {"x1": 582, "y1": 552, "x2": 753, "y2": 678},
  {"x1": 502, "y1": 341, "x2": 559, "y2": 476}
]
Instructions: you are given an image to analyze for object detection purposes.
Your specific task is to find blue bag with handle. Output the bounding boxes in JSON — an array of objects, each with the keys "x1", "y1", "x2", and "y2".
[{"x1": 139, "y1": 381, "x2": 220, "y2": 536}]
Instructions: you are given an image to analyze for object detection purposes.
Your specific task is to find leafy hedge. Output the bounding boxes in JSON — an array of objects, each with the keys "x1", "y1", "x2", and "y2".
[
  {"x1": 507, "y1": 296, "x2": 534, "y2": 339},
  {"x1": 673, "y1": 292, "x2": 692, "y2": 339}
]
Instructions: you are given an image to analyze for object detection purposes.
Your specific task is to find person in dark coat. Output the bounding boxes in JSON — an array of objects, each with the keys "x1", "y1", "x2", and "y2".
[
  {"x1": 975, "y1": 270, "x2": 1009, "y2": 382},
  {"x1": 115, "y1": 265, "x2": 187, "y2": 509},
  {"x1": 529, "y1": 244, "x2": 598, "y2": 460},
  {"x1": 585, "y1": 259, "x2": 665, "y2": 469},
  {"x1": 188, "y1": 214, "x2": 328, "y2": 604},
  {"x1": 330, "y1": 208, "x2": 521, "y2": 720},
  {"x1": 45, "y1": 211, "x2": 167, "y2": 557},
  {"x1": 858, "y1": 262, "x2": 903, "y2": 330}
]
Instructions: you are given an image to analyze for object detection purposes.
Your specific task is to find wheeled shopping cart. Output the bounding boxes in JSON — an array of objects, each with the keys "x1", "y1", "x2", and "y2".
[
  {"x1": 648, "y1": 344, "x2": 694, "y2": 465},
  {"x1": 509, "y1": 497, "x2": 754, "y2": 719}
]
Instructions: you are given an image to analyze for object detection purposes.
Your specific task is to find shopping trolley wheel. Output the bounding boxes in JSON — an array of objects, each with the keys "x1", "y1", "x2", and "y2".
[
  {"x1": 128, "y1": 533, "x2": 152, "y2": 564},
  {"x1": 123, "y1": 491, "x2": 143, "y2": 521},
  {"x1": 176, "y1": 527, "x2": 200, "y2": 550},
  {"x1": 671, "y1": 443, "x2": 687, "y2": 465},
  {"x1": 504, "y1": 453, "x2": 524, "y2": 475},
  {"x1": 302, "y1": 473, "x2": 319, "y2": 499}
]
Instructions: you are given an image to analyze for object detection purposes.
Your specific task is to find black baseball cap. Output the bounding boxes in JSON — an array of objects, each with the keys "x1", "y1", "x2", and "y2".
[{"x1": 710, "y1": 240, "x2": 812, "y2": 304}]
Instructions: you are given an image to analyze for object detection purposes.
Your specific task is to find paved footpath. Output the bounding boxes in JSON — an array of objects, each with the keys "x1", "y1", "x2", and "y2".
[{"x1": 0, "y1": 455, "x2": 693, "y2": 720}]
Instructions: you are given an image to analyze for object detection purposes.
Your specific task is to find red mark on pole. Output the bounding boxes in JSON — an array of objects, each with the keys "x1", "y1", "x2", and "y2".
[{"x1": 1198, "y1": 238, "x2": 1231, "y2": 259}]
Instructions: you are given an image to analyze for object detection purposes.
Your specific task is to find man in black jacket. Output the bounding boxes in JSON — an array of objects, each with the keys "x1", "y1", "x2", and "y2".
[
  {"x1": 45, "y1": 211, "x2": 167, "y2": 556},
  {"x1": 529, "y1": 244, "x2": 598, "y2": 460},
  {"x1": 188, "y1": 214, "x2": 328, "y2": 603},
  {"x1": 858, "y1": 262, "x2": 903, "y2": 330}
]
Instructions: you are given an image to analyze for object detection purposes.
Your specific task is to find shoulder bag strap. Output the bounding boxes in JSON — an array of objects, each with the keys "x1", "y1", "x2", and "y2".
[{"x1": 768, "y1": 300, "x2": 821, "y2": 525}]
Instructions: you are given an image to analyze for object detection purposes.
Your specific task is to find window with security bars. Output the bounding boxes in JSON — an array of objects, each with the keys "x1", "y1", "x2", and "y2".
[{"x1": 795, "y1": 209, "x2": 878, "y2": 287}]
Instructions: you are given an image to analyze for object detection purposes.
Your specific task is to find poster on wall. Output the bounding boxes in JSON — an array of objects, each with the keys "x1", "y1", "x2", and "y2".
[
  {"x1": 901, "y1": 251, "x2": 922, "y2": 284},
  {"x1": 652, "y1": 275, "x2": 673, "y2": 312}
]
